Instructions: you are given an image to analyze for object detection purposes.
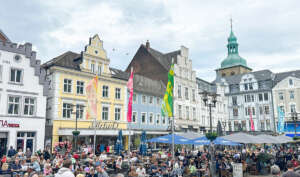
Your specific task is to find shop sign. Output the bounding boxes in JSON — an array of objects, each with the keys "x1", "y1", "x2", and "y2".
[
  {"x1": 89, "y1": 121, "x2": 119, "y2": 129},
  {"x1": 0, "y1": 119, "x2": 20, "y2": 128},
  {"x1": 232, "y1": 163, "x2": 243, "y2": 177}
]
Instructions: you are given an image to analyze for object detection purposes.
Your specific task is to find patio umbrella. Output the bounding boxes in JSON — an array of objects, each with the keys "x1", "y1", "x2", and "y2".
[
  {"x1": 146, "y1": 134, "x2": 192, "y2": 144},
  {"x1": 140, "y1": 130, "x2": 147, "y2": 155},
  {"x1": 191, "y1": 136, "x2": 241, "y2": 146},
  {"x1": 115, "y1": 130, "x2": 123, "y2": 155}
]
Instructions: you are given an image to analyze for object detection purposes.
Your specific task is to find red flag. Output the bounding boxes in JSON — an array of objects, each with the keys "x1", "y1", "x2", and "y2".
[
  {"x1": 249, "y1": 108, "x2": 255, "y2": 131},
  {"x1": 127, "y1": 69, "x2": 134, "y2": 122}
]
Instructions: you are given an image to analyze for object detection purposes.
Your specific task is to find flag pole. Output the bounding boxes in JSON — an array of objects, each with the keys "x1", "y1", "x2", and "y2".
[
  {"x1": 171, "y1": 59, "x2": 175, "y2": 160},
  {"x1": 128, "y1": 67, "x2": 133, "y2": 154}
]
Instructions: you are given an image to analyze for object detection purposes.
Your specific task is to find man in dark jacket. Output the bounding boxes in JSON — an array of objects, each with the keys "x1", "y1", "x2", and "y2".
[
  {"x1": 11, "y1": 159, "x2": 23, "y2": 176},
  {"x1": 7, "y1": 146, "x2": 16, "y2": 157}
]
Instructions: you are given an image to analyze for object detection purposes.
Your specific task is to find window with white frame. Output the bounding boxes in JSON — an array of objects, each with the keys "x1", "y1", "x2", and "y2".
[
  {"x1": 76, "y1": 81, "x2": 84, "y2": 95},
  {"x1": 259, "y1": 106, "x2": 263, "y2": 115},
  {"x1": 102, "y1": 85, "x2": 109, "y2": 98},
  {"x1": 149, "y1": 113, "x2": 154, "y2": 124},
  {"x1": 162, "y1": 116, "x2": 166, "y2": 125},
  {"x1": 76, "y1": 105, "x2": 84, "y2": 119},
  {"x1": 91, "y1": 63, "x2": 95, "y2": 73},
  {"x1": 63, "y1": 79, "x2": 72, "y2": 93},
  {"x1": 178, "y1": 105, "x2": 182, "y2": 118},
  {"x1": 156, "y1": 114, "x2": 160, "y2": 124},
  {"x1": 97, "y1": 65, "x2": 102, "y2": 76},
  {"x1": 156, "y1": 97, "x2": 160, "y2": 105},
  {"x1": 289, "y1": 79, "x2": 293, "y2": 86},
  {"x1": 132, "y1": 112, "x2": 137, "y2": 123},
  {"x1": 193, "y1": 107, "x2": 196, "y2": 120},
  {"x1": 258, "y1": 94, "x2": 263, "y2": 102},
  {"x1": 178, "y1": 85, "x2": 182, "y2": 98},
  {"x1": 279, "y1": 106, "x2": 285, "y2": 113},
  {"x1": 249, "y1": 83, "x2": 253, "y2": 90},
  {"x1": 264, "y1": 105, "x2": 270, "y2": 115},
  {"x1": 232, "y1": 96, "x2": 237, "y2": 105},
  {"x1": 264, "y1": 93, "x2": 268, "y2": 101},
  {"x1": 279, "y1": 92, "x2": 284, "y2": 100},
  {"x1": 142, "y1": 95, "x2": 146, "y2": 104},
  {"x1": 115, "y1": 88, "x2": 121, "y2": 99},
  {"x1": 115, "y1": 107, "x2": 121, "y2": 121},
  {"x1": 291, "y1": 104, "x2": 296, "y2": 113},
  {"x1": 290, "y1": 91, "x2": 295, "y2": 100},
  {"x1": 233, "y1": 108, "x2": 238, "y2": 116},
  {"x1": 149, "y1": 96, "x2": 153, "y2": 104},
  {"x1": 10, "y1": 68, "x2": 22, "y2": 83},
  {"x1": 192, "y1": 89, "x2": 196, "y2": 101},
  {"x1": 186, "y1": 106, "x2": 189, "y2": 119},
  {"x1": 185, "y1": 87, "x2": 189, "y2": 100},
  {"x1": 62, "y1": 103, "x2": 72, "y2": 118},
  {"x1": 8, "y1": 96, "x2": 21, "y2": 115},
  {"x1": 24, "y1": 97, "x2": 35, "y2": 116},
  {"x1": 102, "y1": 106, "x2": 109, "y2": 120},
  {"x1": 141, "y1": 113, "x2": 146, "y2": 123},
  {"x1": 133, "y1": 94, "x2": 137, "y2": 103}
]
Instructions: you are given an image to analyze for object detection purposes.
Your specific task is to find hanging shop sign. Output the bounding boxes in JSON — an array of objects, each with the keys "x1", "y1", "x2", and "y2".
[
  {"x1": 0, "y1": 119, "x2": 20, "y2": 128},
  {"x1": 89, "y1": 121, "x2": 119, "y2": 129}
]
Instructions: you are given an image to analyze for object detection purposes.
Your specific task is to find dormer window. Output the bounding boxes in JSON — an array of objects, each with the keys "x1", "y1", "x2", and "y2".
[{"x1": 289, "y1": 79, "x2": 293, "y2": 86}]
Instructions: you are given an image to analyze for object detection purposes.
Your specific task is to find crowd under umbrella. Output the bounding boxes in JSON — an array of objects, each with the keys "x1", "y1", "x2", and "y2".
[
  {"x1": 115, "y1": 130, "x2": 123, "y2": 155},
  {"x1": 139, "y1": 130, "x2": 147, "y2": 155}
]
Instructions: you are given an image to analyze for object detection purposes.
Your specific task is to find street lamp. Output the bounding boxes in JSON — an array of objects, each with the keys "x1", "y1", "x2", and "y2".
[
  {"x1": 199, "y1": 91, "x2": 219, "y2": 176},
  {"x1": 70, "y1": 104, "x2": 86, "y2": 152},
  {"x1": 222, "y1": 121, "x2": 227, "y2": 135},
  {"x1": 200, "y1": 91, "x2": 218, "y2": 133},
  {"x1": 291, "y1": 112, "x2": 298, "y2": 137}
]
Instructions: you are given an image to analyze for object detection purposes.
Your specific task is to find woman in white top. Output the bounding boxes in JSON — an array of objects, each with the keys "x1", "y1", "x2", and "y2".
[{"x1": 136, "y1": 165, "x2": 146, "y2": 177}]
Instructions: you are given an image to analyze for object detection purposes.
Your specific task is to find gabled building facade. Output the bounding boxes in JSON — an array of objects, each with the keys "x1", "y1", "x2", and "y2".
[
  {"x1": 126, "y1": 42, "x2": 201, "y2": 132},
  {"x1": 0, "y1": 30, "x2": 47, "y2": 157},
  {"x1": 43, "y1": 35, "x2": 129, "y2": 151},
  {"x1": 273, "y1": 70, "x2": 300, "y2": 134}
]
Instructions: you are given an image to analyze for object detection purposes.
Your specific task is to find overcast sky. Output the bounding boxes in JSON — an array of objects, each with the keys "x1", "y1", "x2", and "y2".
[{"x1": 1, "y1": 0, "x2": 300, "y2": 81}]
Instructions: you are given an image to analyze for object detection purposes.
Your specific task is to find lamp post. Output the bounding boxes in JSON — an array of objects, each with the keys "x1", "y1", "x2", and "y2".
[
  {"x1": 71, "y1": 104, "x2": 85, "y2": 152},
  {"x1": 222, "y1": 121, "x2": 227, "y2": 135},
  {"x1": 291, "y1": 112, "x2": 298, "y2": 137},
  {"x1": 199, "y1": 91, "x2": 219, "y2": 176}
]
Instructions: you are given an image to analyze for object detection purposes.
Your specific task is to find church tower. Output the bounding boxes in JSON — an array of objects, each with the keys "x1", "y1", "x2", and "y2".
[{"x1": 216, "y1": 20, "x2": 252, "y2": 77}]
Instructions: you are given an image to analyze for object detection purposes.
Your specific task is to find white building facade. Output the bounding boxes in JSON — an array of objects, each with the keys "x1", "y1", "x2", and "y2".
[
  {"x1": 0, "y1": 30, "x2": 47, "y2": 157},
  {"x1": 173, "y1": 46, "x2": 200, "y2": 132},
  {"x1": 196, "y1": 78, "x2": 229, "y2": 134}
]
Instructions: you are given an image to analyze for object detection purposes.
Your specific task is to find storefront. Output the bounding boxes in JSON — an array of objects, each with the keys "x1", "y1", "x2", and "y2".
[
  {"x1": 52, "y1": 120, "x2": 129, "y2": 152},
  {"x1": 0, "y1": 118, "x2": 45, "y2": 155}
]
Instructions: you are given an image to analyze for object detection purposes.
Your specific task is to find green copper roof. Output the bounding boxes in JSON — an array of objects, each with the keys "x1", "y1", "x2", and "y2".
[{"x1": 220, "y1": 30, "x2": 249, "y2": 69}]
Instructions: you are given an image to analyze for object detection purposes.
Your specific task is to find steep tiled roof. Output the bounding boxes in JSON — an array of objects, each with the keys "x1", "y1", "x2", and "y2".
[
  {"x1": 223, "y1": 69, "x2": 273, "y2": 85},
  {"x1": 274, "y1": 70, "x2": 300, "y2": 83},
  {"x1": 42, "y1": 51, "x2": 81, "y2": 70},
  {"x1": 110, "y1": 67, "x2": 130, "y2": 81},
  {"x1": 134, "y1": 74, "x2": 166, "y2": 97},
  {"x1": 0, "y1": 29, "x2": 11, "y2": 42},
  {"x1": 144, "y1": 44, "x2": 180, "y2": 70}
]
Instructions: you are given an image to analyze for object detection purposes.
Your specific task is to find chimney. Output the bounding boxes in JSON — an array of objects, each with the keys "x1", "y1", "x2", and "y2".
[{"x1": 146, "y1": 40, "x2": 150, "y2": 49}]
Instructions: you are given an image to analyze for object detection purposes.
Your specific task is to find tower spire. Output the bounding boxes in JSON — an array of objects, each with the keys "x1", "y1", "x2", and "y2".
[{"x1": 230, "y1": 17, "x2": 233, "y2": 32}]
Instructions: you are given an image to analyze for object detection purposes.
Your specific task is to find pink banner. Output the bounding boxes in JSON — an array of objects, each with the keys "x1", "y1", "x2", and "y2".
[
  {"x1": 249, "y1": 108, "x2": 255, "y2": 131},
  {"x1": 86, "y1": 76, "x2": 98, "y2": 119},
  {"x1": 127, "y1": 70, "x2": 134, "y2": 122}
]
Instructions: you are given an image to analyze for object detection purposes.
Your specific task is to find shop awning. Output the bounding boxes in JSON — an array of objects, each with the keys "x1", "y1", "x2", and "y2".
[{"x1": 58, "y1": 128, "x2": 134, "y2": 136}]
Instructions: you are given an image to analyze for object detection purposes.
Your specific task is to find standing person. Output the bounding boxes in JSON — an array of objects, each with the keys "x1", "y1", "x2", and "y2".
[
  {"x1": 25, "y1": 148, "x2": 32, "y2": 159},
  {"x1": 55, "y1": 159, "x2": 75, "y2": 177},
  {"x1": 31, "y1": 156, "x2": 41, "y2": 173},
  {"x1": 7, "y1": 146, "x2": 17, "y2": 157},
  {"x1": 95, "y1": 164, "x2": 109, "y2": 177},
  {"x1": 282, "y1": 161, "x2": 300, "y2": 177}
]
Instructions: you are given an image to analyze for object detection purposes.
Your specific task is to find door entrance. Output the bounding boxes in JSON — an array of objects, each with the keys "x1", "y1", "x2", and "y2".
[{"x1": 0, "y1": 132, "x2": 8, "y2": 158}]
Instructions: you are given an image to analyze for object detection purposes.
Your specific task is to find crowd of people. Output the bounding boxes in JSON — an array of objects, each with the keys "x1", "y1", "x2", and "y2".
[{"x1": 1, "y1": 144, "x2": 300, "y2": 177}]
